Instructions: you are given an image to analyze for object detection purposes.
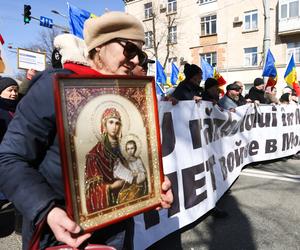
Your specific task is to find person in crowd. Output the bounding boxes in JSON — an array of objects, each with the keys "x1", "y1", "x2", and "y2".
[
  {"x1": 0, "y1": 76, "x2": 20, "y2": 234},
  {"x1": 171, "y1": 63, "x2": 203, "y2": 102},
  {"x1": 201, "y1": 77, "x2": 220, "y2": 103},
  {"x1": 0, "y1": 76, "x2": 19, "y2": 142},
  {"x1": 131, "y1": 52, "x2": 154, "y2": 76},
  {"x1": 51, "y1": 48, "x2": 63, "y2": 69},
  {"x1": 218, "y1": 82, "x2": 242, "y2": 110},
  {"x1": 246, "y1": 77, "x2": 266, "y2": 104},
  {"x1": 234, "y1": 81, "x2": 249, "y2": 105},
  {"x1": 279, "y1": 92, "x2": 291, "y2": 104},
  {"x1": 282, "y1": 86, "x2": 292, "y2": 95},
  {"x1": 264, "y1": 86, "x2": 279, "y2": 104},
  {"x1": 291, "y1": 89, "x2": 299, "y2": 104},
  {"x1": 0, "y1": 12, "x2": 173, "y2": 250}
]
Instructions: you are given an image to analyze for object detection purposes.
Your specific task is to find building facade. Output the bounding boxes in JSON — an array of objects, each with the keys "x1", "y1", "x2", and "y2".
[{"x1": 124, "y1": 0, "x2": 300, "y2": 91}]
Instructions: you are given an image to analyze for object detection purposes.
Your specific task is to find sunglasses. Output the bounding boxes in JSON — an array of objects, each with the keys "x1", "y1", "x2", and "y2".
[{"x1": 115, "y1": 39, "x2": 147, "y2": 66}]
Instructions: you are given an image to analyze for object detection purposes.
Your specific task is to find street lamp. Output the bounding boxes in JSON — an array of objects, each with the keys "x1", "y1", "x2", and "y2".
[{"x1": 51, "y1": 10, "x2": 68, "y2": 19}]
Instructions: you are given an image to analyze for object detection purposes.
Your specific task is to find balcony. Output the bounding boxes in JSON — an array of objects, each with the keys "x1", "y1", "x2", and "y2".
[{"x1": 278, "y1": 16, "x2": 300, "y2": 35}]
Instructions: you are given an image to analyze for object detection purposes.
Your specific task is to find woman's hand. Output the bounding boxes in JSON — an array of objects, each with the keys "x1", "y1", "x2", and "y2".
[
  {"x1": 47, "y1": 207, "x2": 91, "y2": 248},
  {"x1": 157, "y1": 176, "x2": 173, "y2": 210}
]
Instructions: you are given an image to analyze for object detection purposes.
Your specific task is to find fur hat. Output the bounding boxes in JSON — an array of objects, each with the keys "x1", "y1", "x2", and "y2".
[
  {"x1": 204, "y1": 78, "x2": 218, "y2": 90},
  {"x1": 84, "y1": 11, "x2": 145, "y2": 52},
  {"x1": 254, "y1": 77, "x2": 264, "y2": 86},
  {"x1": 0, "y1": 76, "x2": 18, "y2": 94},
  {"x1": 54, "y1": 34, "x2": 89, "y2": 66},
  {"x1": 183, "y1": 63, "x2": 202, "y2": 80}
]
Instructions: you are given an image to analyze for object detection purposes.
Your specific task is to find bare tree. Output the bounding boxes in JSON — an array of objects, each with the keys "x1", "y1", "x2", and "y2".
[
  {"x1": 26, "y1": 28, "x2": 61, "y2": 66},
  {"x1": 144, "y1": 7, "x2": 177, "y2": 69}
]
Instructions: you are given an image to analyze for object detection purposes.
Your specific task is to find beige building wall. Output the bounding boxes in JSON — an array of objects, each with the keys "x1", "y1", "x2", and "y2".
[{"x1": 125, "y1": 0, "x2": 300, "y2": 93}]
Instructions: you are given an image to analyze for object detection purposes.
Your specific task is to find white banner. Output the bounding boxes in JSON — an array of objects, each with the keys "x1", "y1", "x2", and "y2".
[{"x1": 133, "y1": 101, "x2": 300, "y2": 249}]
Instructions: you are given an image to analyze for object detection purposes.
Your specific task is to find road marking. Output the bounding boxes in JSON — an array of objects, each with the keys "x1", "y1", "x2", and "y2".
[{"x1": 241, "y1": 169, "x2": 300, "y2": 183}]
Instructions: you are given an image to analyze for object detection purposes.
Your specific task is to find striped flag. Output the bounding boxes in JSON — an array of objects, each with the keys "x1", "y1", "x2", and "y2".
[
  {"x1": 262, "y1": 49, "x2": 277, "y2": 88},
  {"x1": 284, "y1": 54, "x2": 300, "y2": 96}
]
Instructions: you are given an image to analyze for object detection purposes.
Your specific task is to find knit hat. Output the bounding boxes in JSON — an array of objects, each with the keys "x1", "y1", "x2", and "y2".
[
  {"x1": 0, "y1": 76, "x2": 18, "y2": 94},
  {"x1": 204, "y1": 78, "x2": 218, "y2": 90},
  {"x1": 254, "y1": 77, "x2": 264, "y2": 86},
  {"x1": 84, "y1": 11, "x2": 145, "y2": 52}
]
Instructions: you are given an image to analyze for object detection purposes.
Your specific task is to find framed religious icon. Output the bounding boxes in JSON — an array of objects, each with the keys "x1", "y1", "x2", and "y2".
[{"x1": 54, "y1": 75, "x2": 164, "y2": 232}]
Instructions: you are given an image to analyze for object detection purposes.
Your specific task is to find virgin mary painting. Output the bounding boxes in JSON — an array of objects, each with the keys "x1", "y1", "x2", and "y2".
[{"x1": 84, "y1": 107, "x2": 128, "y2": 213}]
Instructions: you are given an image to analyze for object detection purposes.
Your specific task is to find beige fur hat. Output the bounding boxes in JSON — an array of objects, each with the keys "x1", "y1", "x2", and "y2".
[
  {"x1": 54, "y1": 34, "x2": 89, "y2": 66},
  {"x1": 84, "y1": 11, "x2": 145, "y2": 52}
]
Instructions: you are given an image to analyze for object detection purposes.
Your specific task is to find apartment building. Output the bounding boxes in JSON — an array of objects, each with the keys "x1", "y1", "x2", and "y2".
[{"x1": 124, "y1": 0, "x2": 300, "y2": 91}]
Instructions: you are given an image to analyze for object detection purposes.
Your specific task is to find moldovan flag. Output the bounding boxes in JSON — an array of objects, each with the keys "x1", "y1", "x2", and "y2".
[
  {"x1": 68, "y1": 3, "x2": 96, "y2": 39},
  {"x1": 214, "y1": 68, "x2": 226, "y2": 95},
  {"x1": 284, "y1": 54, "x2": 300, "y2": 96},
  {"x1": 0, "y1": 34, "x2": 5, "y2": 73},
  {"x1": 155, "y1": 61, "x2": 166, "y2": 95},
  {"x1": 262, "y1": 49, "x2": 277, "y2": 88}
]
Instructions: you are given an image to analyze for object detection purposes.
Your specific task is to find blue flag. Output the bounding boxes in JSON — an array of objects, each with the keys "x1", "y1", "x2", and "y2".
[
  {"x1": 201, "y1": 58, "x2": 214, "y2": 81},
  {"x1": 156, "y1": 61, "x2": 166, "y2": 95},
  {"x1": 170, "y1": 63, "x2": 179, "y2": 85},
  {"x1": 262, "y1": 49, "x2": 277, "y2": 78},
  {"x1": 68, "y1": 3, "x2": 94, "y2": 39}
]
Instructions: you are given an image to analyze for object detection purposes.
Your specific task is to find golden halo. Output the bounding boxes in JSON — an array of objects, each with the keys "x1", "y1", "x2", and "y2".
[
  {"x1": 90, "y1": 95, "x2": 130, "y2": 141},
  {"x1": 120, "y1": 133, "x2": 142, "y2": 158}
]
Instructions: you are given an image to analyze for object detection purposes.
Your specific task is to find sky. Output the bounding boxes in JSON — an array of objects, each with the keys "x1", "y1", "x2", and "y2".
[{"x1": 0, "y1": 0, "x2": 125, "y2": 76}]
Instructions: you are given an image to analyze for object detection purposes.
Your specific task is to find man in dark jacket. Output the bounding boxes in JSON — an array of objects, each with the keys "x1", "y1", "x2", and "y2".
[
  {"x1": 201, "y1": 78, "x2": 220, "y2": 103},
  {"x1": 246, "y1": 77, "x2": 266, "y2": 104},
  {"x1": 218, "y1": 83, "x2": 241, "y2": 110}
]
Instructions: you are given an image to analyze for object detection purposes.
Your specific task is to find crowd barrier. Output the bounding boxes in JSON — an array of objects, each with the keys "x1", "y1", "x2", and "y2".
[{"x1": 133, "y1": 101, "x2": 300, "y2": 249}]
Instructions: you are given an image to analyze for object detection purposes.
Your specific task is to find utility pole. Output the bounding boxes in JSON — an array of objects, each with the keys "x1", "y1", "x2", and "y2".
[{"x1": 263, "y1": 0, "x2": 270, "y2": 67}]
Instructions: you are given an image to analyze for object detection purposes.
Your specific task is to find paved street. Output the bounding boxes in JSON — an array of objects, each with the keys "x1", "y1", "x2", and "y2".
[
  {"x1": 149, "y1": 156, "x2": 300, "y2": 250},
  {"x1": 1, "y1": 157, "x2": 299, "y2": 250}
]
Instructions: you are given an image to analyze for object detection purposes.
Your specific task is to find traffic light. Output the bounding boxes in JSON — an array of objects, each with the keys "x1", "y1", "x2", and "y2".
[{"x1": 24, "y1": 5, "x2": 31, "y2": 24}]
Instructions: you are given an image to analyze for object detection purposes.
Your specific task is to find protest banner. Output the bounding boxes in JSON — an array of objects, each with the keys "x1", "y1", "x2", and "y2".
[{"x1": 133, "y1": 101, "x2": 300, "y2": 249}]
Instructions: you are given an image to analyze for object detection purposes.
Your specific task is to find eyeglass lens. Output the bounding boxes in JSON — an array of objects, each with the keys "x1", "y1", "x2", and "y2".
[{"x1": 117, "y1": 40, "x2": 146, "y2": 65}]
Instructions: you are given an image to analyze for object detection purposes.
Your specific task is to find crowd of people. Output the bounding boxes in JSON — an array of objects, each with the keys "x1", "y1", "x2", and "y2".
[
  {"x1": 168, "y1": 63, "x2": 299, "y2": 110},
  {"x1": 0, "y1": 10, "x2": 299, "y2": 250}
]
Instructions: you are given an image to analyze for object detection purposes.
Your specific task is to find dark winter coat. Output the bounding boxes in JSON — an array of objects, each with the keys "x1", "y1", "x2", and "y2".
[
  {"x1": 0, "y1": 67, "x2": 127, "y2": 249},
  {"x1": 171, "y1": 79, "x2": 203, "y2": 100},
  {"x1": 0, "y1": 97, "x2": 19, "y2": 142},
  {"x1": 246, "y1": 87, "x2": 266, "y2": 104}
]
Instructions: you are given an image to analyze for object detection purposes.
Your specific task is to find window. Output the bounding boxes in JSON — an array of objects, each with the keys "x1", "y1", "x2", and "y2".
[
  {"x1": 244, "y1": 47, "x2": 258, "y2": 66},
  {"x1": 280, "y1": 0, "x2": 299, "y2": 19},
  {"x1": 199, "y1": 0, "x2": 217, "y2": 4},
  {"x1": 244, "y1": 10, "x2": 258, "y2": 31},
  {"x1": 144, "y1": 2, "x2": 153, "y2": 19},
  {"x1": 201, "y1": 15, "x2": 217, "y2": 36},
  {"x1": 168, "y1": 0, "x2": 177, "y2": 13},
  {"x1": 200, "y1": 52, "x2": 217, "y2": 67},
  {"x1": 145, "y1": 31, "x2": 153, "y2": 48},
  {"x1": 287, "y1": 42, "x2": 300, "y2": 63},
  {"x1": 168, "y1": 26, "x2": 177, "y2": 44}
]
